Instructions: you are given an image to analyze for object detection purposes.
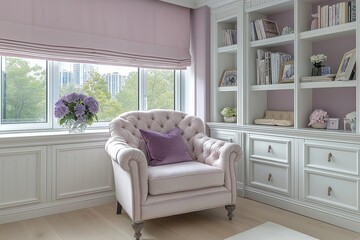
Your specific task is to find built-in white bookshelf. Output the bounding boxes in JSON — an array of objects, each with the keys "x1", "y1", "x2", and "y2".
[{"x1": 211, "y1": 0, "x2": 358, "y2": 133}]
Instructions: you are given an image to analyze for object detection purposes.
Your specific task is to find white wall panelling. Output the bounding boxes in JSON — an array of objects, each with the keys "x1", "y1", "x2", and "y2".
[
  {"x1": 0, "y1": 130, "x2": 115, "y2": 224},
  {"x1": 0, "y1": 147, "x2": 46, "y2": 208},
  {"x1": 53, "y1": 142, "x2": 113, "y2": 200}
]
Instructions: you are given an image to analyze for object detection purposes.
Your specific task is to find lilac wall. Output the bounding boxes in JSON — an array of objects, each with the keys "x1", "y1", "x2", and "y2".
[
  {"x1": 268, "y1": 10, "x2": 294, "y2": 34},
  {"x1": 192, "y1": 6, "x2": 210, "y2": 121},
  {"x1": 265, "y1": 7, "x2": 356, "y2": 129},
  {"x1": 267, "y1": 90, "x2": 294, "y2": 111},
  {"x1": 313, "y1": 88, "x2": 356, "y2": 130}
]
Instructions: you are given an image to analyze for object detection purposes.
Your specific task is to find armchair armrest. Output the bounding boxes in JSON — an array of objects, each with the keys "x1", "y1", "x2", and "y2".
[
  {"x1": 192, "y1": 133, "x2": 241, "y2": 166},
  {"x1": 192, "y1": 133, "x2": 241, "y2": 203},
  {"x1": 105, "y1": 136, "x2": 148, "y2": 173},
  {"x1": 105, "y1": 136, "x2": 148, "y2": 209}
]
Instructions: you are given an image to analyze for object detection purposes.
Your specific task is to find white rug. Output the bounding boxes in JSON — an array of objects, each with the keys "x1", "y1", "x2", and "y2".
[{"x1": 225, "y1": 222, "x2": 318, "y2": 240}]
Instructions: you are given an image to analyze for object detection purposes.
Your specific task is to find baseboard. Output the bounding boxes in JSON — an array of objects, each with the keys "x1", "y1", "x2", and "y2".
[
  {"x1": 0, "y1": 193, "x2": 116, "y2": 224},
  {"x1": 244, "y1": 189, "x2": 360, "y2": 233}
]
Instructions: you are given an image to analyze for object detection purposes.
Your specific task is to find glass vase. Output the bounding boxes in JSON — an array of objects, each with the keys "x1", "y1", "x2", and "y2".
[
  {"x1": 64, "y1": 119, "x2": 87, "y2": 133},
  {"x1": 311, "y1": 66, "x2": 322, "y2": 76}
]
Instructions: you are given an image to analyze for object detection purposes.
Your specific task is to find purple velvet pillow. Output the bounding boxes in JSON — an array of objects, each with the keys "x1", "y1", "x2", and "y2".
[{"x1": 140, "y1": 127, "x2": 193, "y2": 166}]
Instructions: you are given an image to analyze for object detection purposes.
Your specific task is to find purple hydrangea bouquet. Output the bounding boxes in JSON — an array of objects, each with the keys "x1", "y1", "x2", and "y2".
[{"x1": 55, "y1": 92, "x2": 99, "y2": 133}]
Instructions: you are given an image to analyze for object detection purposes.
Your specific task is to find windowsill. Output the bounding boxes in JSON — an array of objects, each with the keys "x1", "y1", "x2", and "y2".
[{"x1": 0, "y1": 128, "x2": 110, "y2": 147}]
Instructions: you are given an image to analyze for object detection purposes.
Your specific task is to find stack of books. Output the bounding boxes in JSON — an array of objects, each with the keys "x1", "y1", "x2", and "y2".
[
  {"x1": 223, "y1": 29, "x2": 237, "y2": 46},
  {"x1": 256, "y1": 49, "x2": 293, "y2": 85},
  {"x1": 250, "y1": 19, "x2": 280, "y2": 41},
  {"x1": 317, "y1": 1, "x2": 356, "y2": 28}
]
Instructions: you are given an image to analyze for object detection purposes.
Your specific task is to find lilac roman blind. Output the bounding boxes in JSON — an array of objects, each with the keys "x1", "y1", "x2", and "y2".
[{"x1": 0, "y1": 0, "x2": 191, "y2": 69}]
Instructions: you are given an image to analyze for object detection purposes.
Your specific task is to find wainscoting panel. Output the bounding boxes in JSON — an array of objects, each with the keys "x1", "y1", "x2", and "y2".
[
  {"x1": 0, "y1": 147, "x2": 46, "y2": 208},
  {"x1": 53, "y1": 142, "x2": 114, "y2": 200}
]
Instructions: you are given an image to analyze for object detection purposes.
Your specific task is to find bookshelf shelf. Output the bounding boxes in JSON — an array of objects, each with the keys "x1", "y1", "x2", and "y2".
[
  {"x1": 300, "y1": 22, "x2": 356, "y2": 41},
  {"x1": 218, "y1": 86, "x2": 238, "y2": 92},
  {"x1": 250, "y1": 34, "x2": 294, "y2": 48},
  {"x1": 251, "y1": 83, "x2": 294, "y2": 91},
  {"x1": 300, "y1": 80, "x2": 356, "y2": 89},
  {"x1": 218, "y1": 44, "x2": 238, "y2": 53}
]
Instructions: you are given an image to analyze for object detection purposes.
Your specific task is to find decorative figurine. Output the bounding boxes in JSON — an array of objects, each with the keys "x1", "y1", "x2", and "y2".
[
  {"x1": 281, "y1": 26, "x2": 294, "y2": 35},
  {"x1": 311, "y1": 13, "x2": 318, "y2": 30}
]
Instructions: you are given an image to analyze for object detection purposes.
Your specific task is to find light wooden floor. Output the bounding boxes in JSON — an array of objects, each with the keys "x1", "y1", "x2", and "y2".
[{"x1": 1, "y1": 197, "x2": 360, "y2": 240}]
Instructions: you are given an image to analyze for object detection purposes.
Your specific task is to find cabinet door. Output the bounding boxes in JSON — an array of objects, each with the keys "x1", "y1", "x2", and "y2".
[
  {"x1": 249, "y1": 134, "x2": 291, "y2": 163},
  {"x1": 247, "y1": 134, "x2": 294, "y2": 196},
  {"x1": 303, "y1": 140, "x2": 360, "y2": 175},
  {"x1": 249, "y1": 160, "x2": 290, "y2": 195},
  {"x1": 304, "y1": 171, "x2": 358, "y2": 212}
]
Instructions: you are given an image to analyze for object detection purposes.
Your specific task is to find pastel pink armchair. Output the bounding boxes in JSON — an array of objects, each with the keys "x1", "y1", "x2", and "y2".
[{"x1": 105, "y1": 110, "x2": 241, "y2": 240}]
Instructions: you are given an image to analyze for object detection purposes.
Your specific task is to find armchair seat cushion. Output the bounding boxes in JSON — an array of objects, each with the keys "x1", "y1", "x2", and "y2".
[{"x1": 148, "y1": 161, "x2": 224, "y2": 195}]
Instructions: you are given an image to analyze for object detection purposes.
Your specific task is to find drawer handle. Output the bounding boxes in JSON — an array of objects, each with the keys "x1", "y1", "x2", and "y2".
[
  {"x1": 328, "y1": 152, "x2": 332, "y2": 162},
  {"x1": 328, "y1": 186, "x2": 333, "y2": 196},
  {"x1": 268, "y1": 145, "x2": 272, "y2": 153},
  {"x1": 268, "y1": 173, "x2": 272, "y2": 182}
]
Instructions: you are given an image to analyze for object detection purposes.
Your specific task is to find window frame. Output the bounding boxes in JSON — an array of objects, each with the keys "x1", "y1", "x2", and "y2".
[{"x1": 0, "y1": 57, "x2": 182, "y2": 132}]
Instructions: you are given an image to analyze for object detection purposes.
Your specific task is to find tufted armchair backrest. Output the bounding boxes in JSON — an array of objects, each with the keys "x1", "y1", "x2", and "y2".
[{"x1": 108, "y1": 110, "x2": 205, "y2": 160}]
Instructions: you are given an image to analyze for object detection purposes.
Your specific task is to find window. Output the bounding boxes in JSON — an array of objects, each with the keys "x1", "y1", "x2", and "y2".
[
  {"x1": 0, "y1": 56, "x2": 181, "y2": 132},
  {"x1": 141, "y1": 69, "x2": 175, "y2": 110},
  {"x1": 56, "y1": 62, "x2": 138, "y2": 122},
  {"x1": 1, "y1": 57, "x2": 48, "y2": 130}
]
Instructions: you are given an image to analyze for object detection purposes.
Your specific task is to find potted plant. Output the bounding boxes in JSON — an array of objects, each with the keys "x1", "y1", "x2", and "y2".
[
  {"x1": 308, "y1": 109, "x2": 328, "y2": 129},
  {"x1": 54, "y1": 92, "x2": 99, "y2": 133},
  {"x1": 221, "y1": 107, "x2": 237, "y2": 123},
  {"x1": 310, "y1": 54, "x2": 327, "y2": 76}
]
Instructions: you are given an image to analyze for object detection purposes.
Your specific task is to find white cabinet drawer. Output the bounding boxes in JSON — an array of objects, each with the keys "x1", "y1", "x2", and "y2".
[
  {"x1": 250, "y1": 135, "x2": 291, "y2": 163},
  {"x1": 304, "y1": 171, "x2": 359, "y2": 211},
  {"x1": 249, "y1": 160, "x2": 290, "y2": 195},
  {"x1": 304, "y1": 141, "x2": 360, "y2": 175}
]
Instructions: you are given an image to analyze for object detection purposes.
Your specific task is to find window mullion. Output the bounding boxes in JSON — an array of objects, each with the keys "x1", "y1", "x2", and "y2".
[{"x1": 139, "y1": 68, "x2": 147, "y2": 111}]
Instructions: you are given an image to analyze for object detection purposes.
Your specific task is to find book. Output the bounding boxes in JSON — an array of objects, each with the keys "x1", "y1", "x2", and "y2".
[
  {"x1": 254, "y1": 19, "x2": 263, "y2": 40},
  {"x1": 222, "y1": 29, "x2": 237, "y2": 46},
  {"x1": 250, "y1": 21, "x2": 257, "y2": 41},
  {"x1": 300, "y1": 74, "x2": 336, "y2": 82},
  {"x1": 317, "y1": 5, "x2": 321, "y2": 29},
  {"x1": 350, "y1": 0, "x2": 356, "y2": 22}
]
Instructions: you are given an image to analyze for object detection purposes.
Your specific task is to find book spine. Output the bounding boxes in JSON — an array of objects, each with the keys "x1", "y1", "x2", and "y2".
[
  {"x1": 351, "y1": 0, "x2": 356, "y2": 22},
  {"x1": 254, "y1": 20, "x2": 262, "y2": 40},
  {"x1": 259, "y1": 19, "x2": 266, "y2": 39},
  {"x1": 329, "y1": 6, "x2": 333, "y2": 26},
  {"x1": 317, "y1": 5, "x2": 321, "y2": 29},
  {"x1": 333, "y1": 4, "x2": 336, "y2": 26}
]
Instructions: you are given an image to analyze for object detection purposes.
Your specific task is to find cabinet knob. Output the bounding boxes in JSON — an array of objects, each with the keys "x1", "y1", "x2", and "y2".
[
  {"x1": 328, "y1": 152, "x2": 332, "y2": 162},
  {"x1": 327, "y1": 186, "x2": 333, "y2": 196},
  {"x1": 268, "y1": 145, "x2": 272, "y2": 153},
  {"x1": 268, "y1": 173, "x2": 272, "y2": 182}
]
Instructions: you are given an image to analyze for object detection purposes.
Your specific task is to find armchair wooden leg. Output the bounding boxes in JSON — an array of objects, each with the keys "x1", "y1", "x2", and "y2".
[
  {"x1": 132, "y1": 222, "x2": 144, "y2": 240},
  {"x1": 225, "y1": 205, "x2": 236, "y2": 220},
  {"x1": 116, "y1": 201, "x2": 122, "y2": 214}
]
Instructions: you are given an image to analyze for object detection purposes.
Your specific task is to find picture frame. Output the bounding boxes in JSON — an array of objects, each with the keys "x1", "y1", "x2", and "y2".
[
  {"x1": 262, "y1": 19, "x2": 280, "y2": 38},
  {"x1": 335, "y1": 48, "x2": 356, "y2": 81},
  {"x1": 219, "y1": 70, "x2": 237, "y2": 87},
  {"x1": 279, "y1": 61, "x2": 294, "y2": 83},
  {"x1": 321, "y1": 66, "x2": 331, "y2": 76},
  {"x1": 327, "y1": 118, "x2": 339, "y2": 130},
  {"x1": 344, "y1": 118, "x2": 352, "y2": 131}
]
